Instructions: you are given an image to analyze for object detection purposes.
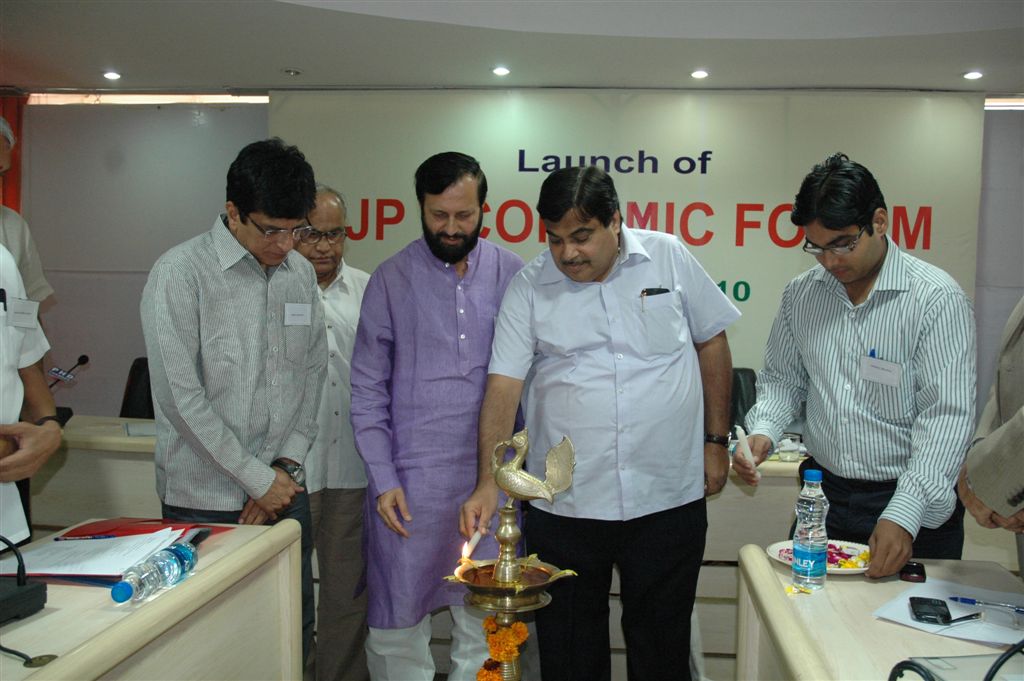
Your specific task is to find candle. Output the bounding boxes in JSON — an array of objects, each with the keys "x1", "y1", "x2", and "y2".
[
  {"x1": 462, "y1": 529, "x2": 483, "y2": 559},
  {"x1": 734, "y1": 425, "x2": 762, "y2": 481}
]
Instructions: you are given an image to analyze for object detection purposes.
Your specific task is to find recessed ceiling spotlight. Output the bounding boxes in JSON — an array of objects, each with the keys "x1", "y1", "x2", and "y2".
[
  {"x1": 492, "y1": 66, "x2": 510, "y2": 76},
  {"x1": 283, "y1": 67, "x2": 303, "y2": 77},
  {"x1": 691, "y1": 70, "x2": 709, "y2": 79},
  {"x1": 963, "y1": 71, "x2": 983, "y2": 80},
  {"x1": 103, "y1": 71, "x2": 121, "y2": 80}
]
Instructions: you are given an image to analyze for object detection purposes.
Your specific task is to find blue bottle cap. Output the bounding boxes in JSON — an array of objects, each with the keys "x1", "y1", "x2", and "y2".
[
  {"x1": 803, "y1": 469, "x2": 823, "y2": 483},
  {"x1": 111, "y1": 580, "x2": 134, "y2": 603}
]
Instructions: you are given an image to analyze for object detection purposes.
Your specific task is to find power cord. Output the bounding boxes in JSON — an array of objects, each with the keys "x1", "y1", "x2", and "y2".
[
  {"x1": 0, "y1": 535, "x2": 57, "y2": 668},
  {"x1": 983, "y1": 635, "x2": 1024, "y2": 681}
]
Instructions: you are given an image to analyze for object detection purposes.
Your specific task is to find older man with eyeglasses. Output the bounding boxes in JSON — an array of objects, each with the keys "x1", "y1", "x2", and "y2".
[
  {"x1": 141, "y1": 138, "x2": 327, "y2": 663},
  {"x1": 733, "y1": 152, "x2": 976, "y2": 578},
  {"x1": 294, "y1": 185, "x2": 371, "y2": 681}
]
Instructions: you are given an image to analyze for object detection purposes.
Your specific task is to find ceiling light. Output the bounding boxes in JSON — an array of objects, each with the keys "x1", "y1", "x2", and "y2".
[
  {"x1": 963, "y1": 71, "x2": 983, "y2": 80},
  {"x1": 283, "y1": 67, "x2": 302, "y2": 77},
  {"x1": 691, "y1": 70, "x2": 709, "y2": 79},
  {"x1": 492, "y1": 66, "x2": 510, "y2": 76},
  {"x1": 103, "y1": 71, "x2": 121, "y2": 80}
]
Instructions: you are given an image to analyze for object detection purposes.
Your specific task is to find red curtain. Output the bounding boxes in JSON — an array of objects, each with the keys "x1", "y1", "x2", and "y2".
[{"x1": 0, "y1": 95, "x2": 28, "y2": 213}]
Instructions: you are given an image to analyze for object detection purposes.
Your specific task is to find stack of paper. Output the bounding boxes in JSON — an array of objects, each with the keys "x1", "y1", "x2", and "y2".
[
  {"x1": 874, "y1": 578, "x2": 1024, "y2": 646},
  {"x1": 0, "y1": 528, "x2": 183, "y2": 579}
]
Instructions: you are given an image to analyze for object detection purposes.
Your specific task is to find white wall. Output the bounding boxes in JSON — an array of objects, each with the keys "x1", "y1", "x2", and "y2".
[
  {"x1": 19, "y1": 104, "x2": 1021, "y2": 418},
  {"x1": 23, "y1": 104, "x2": 268, "y2": 416},
  {"x1": 974, "y1": 110, "x2": 1024, "y2": 409}
]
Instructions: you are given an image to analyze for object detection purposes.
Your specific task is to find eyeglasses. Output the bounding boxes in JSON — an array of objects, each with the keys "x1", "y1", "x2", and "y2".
[
  {"x1": 245, "y1": 214, "x2": 312, "y2": 242},
  {"x1": 802, "y1": 225, "x2": 868, "y2": 256},
  {"x1": 297, "y1": 228, "x2": 347, "y2": 245}
]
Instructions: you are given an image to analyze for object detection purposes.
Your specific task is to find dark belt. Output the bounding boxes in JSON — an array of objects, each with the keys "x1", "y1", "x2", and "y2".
[{"x1": 800, "y1": 457, "x2": 898, "y2": 493}]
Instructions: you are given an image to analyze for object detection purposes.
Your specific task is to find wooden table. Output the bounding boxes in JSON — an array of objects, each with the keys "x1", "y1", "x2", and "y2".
[
  {"x1": 0, "y1": 520, "x2": 301, "y2": 680},
  {"x1": 736, "y1": 544, "x2": 1024, "y2": 680}
]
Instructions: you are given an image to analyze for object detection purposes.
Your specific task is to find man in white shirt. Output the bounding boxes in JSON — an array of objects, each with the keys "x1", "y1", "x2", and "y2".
[
  {"x1": 0, "y1": 244, "x2": 61, "y2": 486},
  {"x1": 0, "y1": 116, "x2": 53, "y2": 303},
  {"x1": 295, "y1": 186, "x2": 371, "y2": 681},
  {"x1": 462, "y1": 165, "x2": 739, "y2": 681}
]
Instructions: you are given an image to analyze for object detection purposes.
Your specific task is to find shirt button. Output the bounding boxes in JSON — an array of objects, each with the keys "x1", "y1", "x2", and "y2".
[
  {"x1": 331, "y1": 382, "x2": 337, "y2": 387},
  {"x1": 616, "y1": 353, "x2": 624, "y2": 360},
  {"x1": 272, "y1": 346, "x2": 278, "y2": 353},
  {"x1": 272, "y1": 414, "x2": 279, "y2": 421},
  {"x1": 459, "y1": 309, "x2": 465, "y2": 314},
  {"x1": 619, "y1": 464, "x2": 626, "y2": 471},
  {"x1": 459, "y1": 333, "x2": 466, "y2": 340},
  {"x1": 271, "y1": 379, "x2": 278, "y2": 386},
  {"x1": 849, "y1": 312, "x2": 855, "y2": 319},
  {"x1": 327, "y1": 324, "x2": 333, "y2": 329},
  {"x1": 334, "y1": 411, "x2": 340, "y2": 416},
  {"x1": 844, "y1": 383, "x2": 851, "y2": 390},
  {"x1": 457, "y1": 285, "x2": 462, "y2": 291},
  {"x1": 330, "y1": 352, "x2": 335, "y2": 357}
]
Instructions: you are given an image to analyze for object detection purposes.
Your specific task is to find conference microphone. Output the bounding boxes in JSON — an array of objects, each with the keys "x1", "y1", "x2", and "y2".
[{"x1": 48, "y1": 354, "x2": 90, "y2": 388}]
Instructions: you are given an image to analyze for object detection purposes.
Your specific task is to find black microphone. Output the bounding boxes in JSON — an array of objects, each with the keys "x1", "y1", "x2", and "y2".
[{"x1": 48, "y1": 354, "x2": 90, "y2": 388}]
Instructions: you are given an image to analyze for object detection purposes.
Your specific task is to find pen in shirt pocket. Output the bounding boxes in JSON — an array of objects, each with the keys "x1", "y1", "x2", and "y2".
[{"x1": 640, "y1": 287, "x2": 669, "y2": 310}]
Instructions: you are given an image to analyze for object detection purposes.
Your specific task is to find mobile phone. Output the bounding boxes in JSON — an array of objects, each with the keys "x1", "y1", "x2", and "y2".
[
  {"x1": 909, "y1": 597, "x2": 951, "y2": 625},
  {"x1": 899, "y1": 561, "x2": 927, "y2": 583}
]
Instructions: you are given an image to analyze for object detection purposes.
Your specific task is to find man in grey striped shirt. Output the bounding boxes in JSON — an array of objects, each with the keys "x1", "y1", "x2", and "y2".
[
  {"x1": 141, "y1": 139, "x2": 327, "y2": 661},
  {"x1": 734, "y1": 153, "x2": 975, "y2": 579}
]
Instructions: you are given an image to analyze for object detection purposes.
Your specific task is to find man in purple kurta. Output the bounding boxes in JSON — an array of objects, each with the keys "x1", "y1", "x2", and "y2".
[{"x1": 350, "y1": 152, "x2": 524, "y2": 681}]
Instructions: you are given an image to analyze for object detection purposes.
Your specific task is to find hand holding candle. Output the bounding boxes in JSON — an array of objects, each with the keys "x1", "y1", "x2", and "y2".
[{"x1": 734, "y1": 425, "x2": 762, "y2": 482}]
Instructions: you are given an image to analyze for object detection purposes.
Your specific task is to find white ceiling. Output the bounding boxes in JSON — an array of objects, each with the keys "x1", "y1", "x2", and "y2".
[{"x1": 1, "y1": 0, "x2": 1022, "y2": 94}]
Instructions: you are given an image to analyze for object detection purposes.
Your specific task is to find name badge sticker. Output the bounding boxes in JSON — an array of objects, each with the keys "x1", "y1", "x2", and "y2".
[
  {"x1": 6, "y1": 297, "x2": 39, "y2": 329},
  {"x1": 860, "y1": 355, "x2": 901, "y2": 387},
  {"x1": 284, "y1": 303, "x2": 312, "y2": 326}
]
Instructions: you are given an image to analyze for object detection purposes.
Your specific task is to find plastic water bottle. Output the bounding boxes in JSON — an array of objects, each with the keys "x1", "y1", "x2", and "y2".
[
  {"x1": 111, "y1": 539, "x2": 199, "y2": 603},
  {"x1": 792, "y1": 469, "x2": 829, "y2": 590}
]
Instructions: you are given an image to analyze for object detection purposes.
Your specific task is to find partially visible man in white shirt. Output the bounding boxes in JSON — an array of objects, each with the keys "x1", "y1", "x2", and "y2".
[
  {"x1": 295, "y1": 185, "x2": 371, "y2": 681},
  {"x1": 0, "y1": 116, "x2": 53, "y2": 304},
  {"x1": 0, "y1": 244, "x2": 61, "y2": 489}
]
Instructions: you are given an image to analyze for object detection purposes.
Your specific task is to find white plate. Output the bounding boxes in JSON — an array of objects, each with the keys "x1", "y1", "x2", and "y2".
[{"x1": 766, "y1": 540, "x2": 870, "y2": 575}]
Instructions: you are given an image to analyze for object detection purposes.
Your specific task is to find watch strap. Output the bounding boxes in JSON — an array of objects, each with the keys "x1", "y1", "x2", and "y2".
[{"x1": 704, "y1": 433, "x2": 730, "y2": 446}]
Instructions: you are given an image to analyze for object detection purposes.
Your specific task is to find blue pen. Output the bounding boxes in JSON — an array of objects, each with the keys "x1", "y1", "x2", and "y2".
[
  {"x1": 54, "y1": 534, "x2": 117, "y2": 541},
  {"x1": 869, "y1": 348, "x2": 877, "y2": 359},
  {"x1": 948, "y1": 595, "x2": 1024, "y2": 615}
]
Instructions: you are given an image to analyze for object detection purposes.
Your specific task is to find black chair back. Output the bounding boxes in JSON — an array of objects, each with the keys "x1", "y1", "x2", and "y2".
[
  {"x1": 731, "y1": 368, "x2": 757, "y2": 431},
  {"x1": 119, "y1": 357, "x2": 155, "y2": 419}
]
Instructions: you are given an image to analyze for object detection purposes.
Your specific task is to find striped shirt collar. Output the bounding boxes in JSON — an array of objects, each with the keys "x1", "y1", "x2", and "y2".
[
  {"x1": 212, "y1": 213, "x2": 293, "y2": 274},
  {"x1": 538, "y1": 224, "x2": 651, "y2": 285},
  {"x1": 811, "y1": 236, "x2": 909, "y2": 297}
]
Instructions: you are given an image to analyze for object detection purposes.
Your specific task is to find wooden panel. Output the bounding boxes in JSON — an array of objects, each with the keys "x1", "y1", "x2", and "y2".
[
  {"x1": 705, "y1": 469, "x2": 797, "y2": 561},
  {"x1": 0, "y1": 522, "x2": 301, "y2": 681},
  {"x1": 695, "y1": 599, "x2": 738, "y2": 655},
  {"x1": 697, "y1": 563, "x2": 738, "y2": 600}
]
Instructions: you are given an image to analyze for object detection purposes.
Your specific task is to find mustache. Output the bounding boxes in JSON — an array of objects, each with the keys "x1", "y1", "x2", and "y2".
[{"x1": 561, "y1": 259, "x2": 586, "y2": 266}]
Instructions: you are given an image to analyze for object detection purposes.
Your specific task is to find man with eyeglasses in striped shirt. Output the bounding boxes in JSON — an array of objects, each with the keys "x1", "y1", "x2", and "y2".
[
  {"x1": 141, "y1": 138, "x2": 327, "y2": 663},
  {"x1": 733, "y1": 152, "x2": 975, "y2": 579}
]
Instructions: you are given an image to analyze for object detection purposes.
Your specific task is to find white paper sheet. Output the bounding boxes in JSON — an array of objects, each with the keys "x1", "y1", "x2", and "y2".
[
  {"x1": 0, "y1": 481, "x2": 29, "y2": 544},
  {"x1": 0, "y1": 528, "x2": 183, "y2": 577},
  {"x1": 873, "y1": 578, "x2": 1024, "y2": 647}
]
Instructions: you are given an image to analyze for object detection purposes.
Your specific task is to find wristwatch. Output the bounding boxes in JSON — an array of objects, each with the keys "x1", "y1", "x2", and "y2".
[
  {"x1": 271, "y1": 458, "x2": 305, "y2": 486},
  {"x1": 704, "y1": 433, "x2": 730, "y2": 446}
]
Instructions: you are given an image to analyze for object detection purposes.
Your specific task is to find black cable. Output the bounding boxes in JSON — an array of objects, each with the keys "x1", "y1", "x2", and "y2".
[
  {"x1": 0, "y1": 643, "x2": 32, "y2": 663},
  {"x1": 0, "y1": 534, "x2": 28, "y2": 585},
  {"x1": 983, "y1": 634, "x2": 1024, "y2": 681},
  {"x1": 887, "y1": 659, "x2": 937, "y2": 681}
]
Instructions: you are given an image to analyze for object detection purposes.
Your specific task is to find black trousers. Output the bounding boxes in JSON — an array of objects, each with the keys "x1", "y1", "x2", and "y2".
[
  {"x1": 524, "y1": 498, "x2": 706, "y2": 681},
  {"x1": 798, "y1": 458, "x2": 965, "y2": 559},
  {"x1": 162, "y1": 493, "x2": 316, "y2": 663}
]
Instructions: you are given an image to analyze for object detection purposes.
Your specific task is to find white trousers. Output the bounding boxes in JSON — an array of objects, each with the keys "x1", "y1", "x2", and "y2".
[{"x1": 367, "y1": 606, "x2": 509, "y2": 681}]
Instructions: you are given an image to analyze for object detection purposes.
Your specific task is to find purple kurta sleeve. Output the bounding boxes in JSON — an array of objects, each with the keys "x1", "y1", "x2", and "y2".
[{"x1": 350, "y1": 268, "x2": 401, "y2": 496}]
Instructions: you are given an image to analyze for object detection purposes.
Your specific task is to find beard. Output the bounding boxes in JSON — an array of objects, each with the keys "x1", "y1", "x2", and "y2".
[{"x1": 421, "y1": 215, "x2": 483, "y2": 264}]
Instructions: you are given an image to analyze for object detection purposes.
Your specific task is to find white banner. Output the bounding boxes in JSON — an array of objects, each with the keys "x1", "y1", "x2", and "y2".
[{"x1": 270, "y1": 90, "x2": 983, "y2": 369}]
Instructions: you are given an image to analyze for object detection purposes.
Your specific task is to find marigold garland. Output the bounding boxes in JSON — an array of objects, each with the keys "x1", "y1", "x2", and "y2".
[{"x1": 478, "y1": 616, "x2": 530, "y2": 678}]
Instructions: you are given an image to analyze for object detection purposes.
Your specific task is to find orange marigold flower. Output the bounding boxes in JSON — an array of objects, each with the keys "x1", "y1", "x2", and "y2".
[{"x1": 482, "y1": 616, "x2": 499, "y2": 635}]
